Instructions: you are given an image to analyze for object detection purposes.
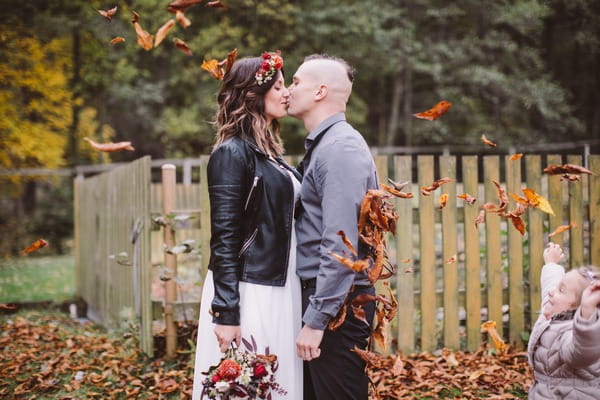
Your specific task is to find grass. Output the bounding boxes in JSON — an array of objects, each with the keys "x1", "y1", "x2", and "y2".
[{"x1": 0, "y1": 255, "x2": 76, "y2": 303}]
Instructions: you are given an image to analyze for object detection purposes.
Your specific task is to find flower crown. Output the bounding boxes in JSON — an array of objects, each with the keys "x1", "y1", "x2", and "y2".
[{"x1": 256, "y1": 51, "x2": 283, "y2": 86}]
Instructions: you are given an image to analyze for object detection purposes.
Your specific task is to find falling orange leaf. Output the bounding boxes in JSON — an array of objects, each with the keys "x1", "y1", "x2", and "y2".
[
  {"x1": 206, "y1": 0, "x2": 227, "y2": 8},
  {"x1": 439, "y1": 193, "x2": 448, "y2": 209},
  {"x1": 201, "y1": 48, "x2": 238, "y2": 80},
  {"x1": 509, "y1": 216, "x2": 526, "y2": 235},
  {"x1": 509, "y1": 153, "x2": 523, "y2": 160},
  {"x1": 421, "y1": 177, "x2": 454, "y2": 195},
  {"x1": 413, "y1": 100, "x2": 452, "y2": 121},
  {"x1": 457, "y1": 193, "x2": 477, "y2": 205},
  {"x1": 522, "y1": 188, "x2": 554, "y2": 215},
  {"x1": 175, "y1": 10, "x2": 191, "y2": 28},
  {"x1": 329, "y1": 251, "x2": 369, "y2": 273},
  {"x1": 548, "y1": 222, "x2": 577, "y2": 238},
  {"x1": 0, "y1": 303, "x2": 17, "y2": 310},
  {"x1": 98, "y1": 6, "x2": 118, "y2": 21},
  {"x1": 21, "y1": 239, "x2": 48, "y2": 254},
  {"x1": 387, "y1": 178, "x2": 409, "y2": 192},
  {"x1": 174, "y1": 38, "x2": 192, "y2": 55},
  {"x1": 404, "y1": 268, "x2": 413, "y2": 273},
  {"x1": 110, "y1": 37, "x2": 125, "y2": 45},
  {"x1": 445, "y1": 254, "x2": 457, "y2": 264},
  {"x1": 84, "y1": 137, "x2": 134, "y2": 152},
  {"x1": 167, "y1": 0, "x2": 205, "y2": 13},
  {"x1": 481, "y1": 320, "x2": 507, "y2": 353},
  {"x1": 154, "y1": 19, "x2": 176, "y2": 48},
  {"x1": 481, "y1": 134, "x2": 497, "y2": 147},
  {"x1": 399, "y1": 258, "x2": 411, "y2": 263},
  {"x1": 131, "y1": 12, "x2": 153, "y2": 51}
]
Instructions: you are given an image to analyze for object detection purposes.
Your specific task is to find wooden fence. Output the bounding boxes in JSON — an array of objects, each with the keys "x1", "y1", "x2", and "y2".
[
  {"x1": 75, "y1": 154, "x2": 599, "y2": 356},
  {"x1": 74, "y1": 156, "x2": 153, "y2": 355}
]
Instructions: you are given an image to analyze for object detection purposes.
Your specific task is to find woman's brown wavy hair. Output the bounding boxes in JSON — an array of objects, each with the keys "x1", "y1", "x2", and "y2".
[{"x1": 214, "y1": 57, "x2": 284, "y2": 156}]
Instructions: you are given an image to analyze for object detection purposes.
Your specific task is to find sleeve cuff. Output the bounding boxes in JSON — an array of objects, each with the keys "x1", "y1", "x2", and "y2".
[
  {"x1": 576, "y1": 307, "x2": 599, "y2": 324},
  {"x1": 211, "y1": 308, "x2": 240, "y2": 325},
  {"x1": 302, "y1": 305, "x2": 330, "y2": 330}
]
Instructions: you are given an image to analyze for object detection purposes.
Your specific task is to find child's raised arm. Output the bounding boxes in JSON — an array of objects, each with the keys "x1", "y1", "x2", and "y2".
[{"x1": 580, "y1": 280, "x2": 600, "y2": 320}]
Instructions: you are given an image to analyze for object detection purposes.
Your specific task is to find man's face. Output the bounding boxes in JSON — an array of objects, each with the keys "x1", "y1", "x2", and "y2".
[{"x1": 286, "y1": 62, "x2": 318, "y2": 119}]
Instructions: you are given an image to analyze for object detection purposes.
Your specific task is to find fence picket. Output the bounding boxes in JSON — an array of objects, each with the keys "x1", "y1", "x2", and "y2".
[
  {"x1": 506, "y1": 156, "x2": 524, "y2": 347},
  {"x1": 394, "y1": 156, "x2": 415, "y2": 353},
  {"x1": 462, "y1": 156, "x2": 481, "y2": 351},
  {"x1": 525, "y1": 155, "x2": 543, "y2": 327},
  {"x1": 547, "y1": 155, "x2": 564, "y2": 247},
  {"x1": 418, "y1": 156, "x2": 437, "y2": 351},
  {"x1": 440, "y1": 156, "x2": 459, "y2": 349},
  {"x1": 567, "y1": 155, "x2": 584, "y2": 267},
  {"x1": 591, "y1": 155, "x2": 600, "y2": 266},
  {"x1": 483, "y1": 156, "x2": 504, "y2": 337}
]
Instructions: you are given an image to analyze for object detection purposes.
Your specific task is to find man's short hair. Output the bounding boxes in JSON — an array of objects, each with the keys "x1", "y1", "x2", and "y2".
[{"x1": 303, "y1": 54, "x2": 355, "y2": 83}]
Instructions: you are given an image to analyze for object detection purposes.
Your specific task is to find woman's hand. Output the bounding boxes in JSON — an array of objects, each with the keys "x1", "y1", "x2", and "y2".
[
  {"x1": 214, "y1": 324, "x2": 241, "y2": 352},
  {"x1": 543, "y1": 242, "x2": 564, "y2": 265},
  {"x1": 580, "y1": 280, "x2": 600, "y2": 320}
]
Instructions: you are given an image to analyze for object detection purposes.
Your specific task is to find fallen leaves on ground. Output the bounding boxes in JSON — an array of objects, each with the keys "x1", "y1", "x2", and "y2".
[
  {"x1": 362, "y1": 346, "x2": 532, "y2": 399},
  {"x1": 0, "y1": 311, "x2": 195, "y2": 399}
]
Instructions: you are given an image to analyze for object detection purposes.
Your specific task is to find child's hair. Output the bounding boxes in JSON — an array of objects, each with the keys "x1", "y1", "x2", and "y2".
[{"x1": 571, "y1": 265, "x2": 600, "y2": 306}]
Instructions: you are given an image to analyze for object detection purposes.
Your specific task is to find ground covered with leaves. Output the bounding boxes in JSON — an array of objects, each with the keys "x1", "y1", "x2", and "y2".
[{"x1": 0, "y1": 310, "x2": 533, "y2": 399}]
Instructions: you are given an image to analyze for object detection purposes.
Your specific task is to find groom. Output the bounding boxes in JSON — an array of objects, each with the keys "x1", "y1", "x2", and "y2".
[{"x1": 287, "y1": 54, "x2": 379, "y2": 399}]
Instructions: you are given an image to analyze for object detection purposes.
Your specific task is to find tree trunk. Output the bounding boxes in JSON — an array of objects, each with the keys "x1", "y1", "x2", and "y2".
[
  {"x1": 68, "y1": 27, "x2": 81, "y2": 167},
  {"x1": 386, "y1": 68, "x2": 404, "y2": 146},
  {"x1": 402, "y1": 64, "x2": 413, "y2": 146}
]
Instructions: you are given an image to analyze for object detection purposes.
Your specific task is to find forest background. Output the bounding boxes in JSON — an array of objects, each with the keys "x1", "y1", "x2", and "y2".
[{"x1": 0, "y1": 0, "x2": 599, "y2": 256}]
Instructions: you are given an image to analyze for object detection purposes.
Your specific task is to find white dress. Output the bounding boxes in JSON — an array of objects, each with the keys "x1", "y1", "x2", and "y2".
[{"x1": 192, "y1": 169, "x2": 303, "y2": 400}]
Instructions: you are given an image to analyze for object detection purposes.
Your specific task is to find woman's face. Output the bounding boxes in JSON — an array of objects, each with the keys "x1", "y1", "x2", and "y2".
[
  {"x1": 264, "y1": 72, "x2": 289, "y2": 123},
  {"x1": 542, "y1": 270, "x2": 586, "y2": 318}
]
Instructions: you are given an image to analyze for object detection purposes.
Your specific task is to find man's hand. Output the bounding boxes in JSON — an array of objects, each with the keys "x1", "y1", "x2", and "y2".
[
  {"x1": 214, "y1": 324, "x2": 241, "y2": 352},
  {"x1": 296, "y1": 325, "x2": 324, "y2": 361}
]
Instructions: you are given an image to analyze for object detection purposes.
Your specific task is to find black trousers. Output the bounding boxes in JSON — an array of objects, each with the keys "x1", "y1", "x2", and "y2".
[{"x1": 302, "y1": 285, "x2": 376, "y2": 400}]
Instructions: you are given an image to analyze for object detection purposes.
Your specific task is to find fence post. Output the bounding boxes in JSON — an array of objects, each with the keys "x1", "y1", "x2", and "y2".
[{"x1": 162, "y1": 164, "x2": 178, "y2": 358}]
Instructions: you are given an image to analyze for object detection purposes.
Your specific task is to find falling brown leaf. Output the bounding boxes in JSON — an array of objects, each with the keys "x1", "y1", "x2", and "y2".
[
  {"x1": 167, "y1": 0, "x2": 205, "y2": 13},
  {"x1": 438, "y1": 193, "x2": 448, "y2": 209},
  {"x1": 174, "y1": 38, "x2": 192, "y2": 55},
  {"x1": 328, "y1": 304, "x2": 347, "y2": 331},
  {"x1": 544, "y1": 163, "x2": 593, "y2": 175},
  {"x1": 560, "y1": 173, "x2": 580, "y2": 182},
  {"x1": 481, "y1": 134, "x2": 497, "y2": 147},
  {"x1": 548, "y1": 222, "x2": 577, "y2": 238},
  {"x1": 381, "y1": 183, "x2": 413, "y2": 199},
  {"x1": 175, "y1": 10, "x2": 191, "y2": 28},
  {"x1": 445, "y1": 254, "x2": 457, "y2": 264},
  {"x1": 84, "y1": 137, "x2": 134, "y2": 152},
  {"x1": 404, "y1": 268, "x2": 413, "y2": 273},
  {"x1": 387, "y1": 178, "x2": 409, "y2": 192},
  {"x1": 421, "y1": 177, "x2": 454, "y2": 194},
  {"x1": 474, "y1": 209, "x2": 485, "y2": 228},
  {"x1": 413, "y1": 100, "x2": 452, "y2": 121},
  {"x1": 329, "y1": 251, "x2": 369, "y2": 272},
  {"x1": 399, "y1": 258, "x2": 411, "y2": 263},
  {"x1": 0, "y1": 303, "x2": 18, "y2": 310},
  {"x1": 21, "y1": 239, "x2": 48, "y2": 254},
  {"x1": 481, "y1": 320, "x2": 507, "y2": 353},
  {"x1": 509, "y1": 216, "x2": 526, "y2": 235},
  {"x1": 206, "y1": 0, "x2": 227, "y2": 9},
  {"x1": 336, "y1": 230, "x2": 357, "y2": 257},
  {"x1": 110, "y1": 36, "x2": 125, "y2": 45},
  {"x1": 97, "y1": 6, "x2": 118, "y2": 21},
  {"x1": 457, "y1": 193, "x2": 477, "y2": 205},
  {"x1": 154, "y1": 19, "x2": 176, "y2": 48},
  {"x1": 509, "y1": 153, "x2": 523, "y2": 160},
  {"x1": 131, "y1": 12, "x2": 153, "y2": 51}
]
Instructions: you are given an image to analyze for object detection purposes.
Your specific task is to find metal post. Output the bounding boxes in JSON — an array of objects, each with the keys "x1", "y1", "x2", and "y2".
[{"x1": 162, "y1": 164, "x2": 178, "y2": 358}]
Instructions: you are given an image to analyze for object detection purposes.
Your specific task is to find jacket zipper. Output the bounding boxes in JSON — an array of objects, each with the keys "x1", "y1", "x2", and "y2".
[
  {"x1": 239, "y1": 228, "x2": 258, "y2": 257},
  {"x1": 244, "y1": 176, "x2": 260, "y2": 211}
]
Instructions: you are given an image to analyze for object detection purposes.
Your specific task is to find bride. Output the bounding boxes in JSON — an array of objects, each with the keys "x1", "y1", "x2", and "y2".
[{"x1": 191, "y1": 51, "x2": 303, "y2": 400}]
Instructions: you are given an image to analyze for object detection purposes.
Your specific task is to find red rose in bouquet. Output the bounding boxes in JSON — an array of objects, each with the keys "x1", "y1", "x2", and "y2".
[
  {"x1": 253, "y1": 362, "x2": 268, "y2": 378},
  {"x1": 217, "y1": 359, "x2": 241, "y2": 381}
]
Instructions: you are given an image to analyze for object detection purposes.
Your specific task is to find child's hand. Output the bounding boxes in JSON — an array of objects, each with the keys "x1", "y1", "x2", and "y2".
[
  {"x1": 580, "y1": 280, "x2": 600, "y2": 320},
  {"x1": 543, "y1": 242, "x2": 564, "y2": 264}
]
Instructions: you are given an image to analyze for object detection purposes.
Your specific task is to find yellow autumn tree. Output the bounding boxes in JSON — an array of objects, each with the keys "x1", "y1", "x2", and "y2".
[{"x1": 0, "y1": 24, "x2": 73, "y2": 169}]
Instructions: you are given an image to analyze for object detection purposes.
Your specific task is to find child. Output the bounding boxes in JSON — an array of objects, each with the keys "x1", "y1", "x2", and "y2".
[{"x1": 527, "y1": 242, "x2": 600, "y2": 399}]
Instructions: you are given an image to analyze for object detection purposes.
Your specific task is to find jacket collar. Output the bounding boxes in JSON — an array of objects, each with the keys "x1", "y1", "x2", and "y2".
[{"x1": 304, "y1": 112, "x2": 346, "y2": 151}]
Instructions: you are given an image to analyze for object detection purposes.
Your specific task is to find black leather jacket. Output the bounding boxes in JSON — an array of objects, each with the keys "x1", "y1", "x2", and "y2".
[{"x1": 207, "y1": 136, "x2": 300, "y2": 325}]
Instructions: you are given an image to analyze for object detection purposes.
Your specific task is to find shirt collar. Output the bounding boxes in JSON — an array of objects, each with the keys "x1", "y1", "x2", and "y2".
[{"x1": 304, "y1": 112, "x2": 346, "y2": 150}]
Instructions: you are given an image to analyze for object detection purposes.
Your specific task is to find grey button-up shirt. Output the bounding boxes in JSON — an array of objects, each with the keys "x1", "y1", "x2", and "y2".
[{"x1": 296, "y1": 112, "x2": 379, "y2": 330}]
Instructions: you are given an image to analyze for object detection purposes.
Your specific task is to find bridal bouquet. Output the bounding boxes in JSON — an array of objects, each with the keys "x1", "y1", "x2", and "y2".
[{"x1": 201, "y1": 338, "x2": 285, "y2": 400}]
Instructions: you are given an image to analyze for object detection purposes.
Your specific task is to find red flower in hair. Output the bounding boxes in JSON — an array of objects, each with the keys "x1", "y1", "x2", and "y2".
[
  {"x1": 262, "y1": 52, "x2": 271, "y2": 60},
  {"x1": 255, "y1": 50, "x2": 284, "y2": 85}
]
